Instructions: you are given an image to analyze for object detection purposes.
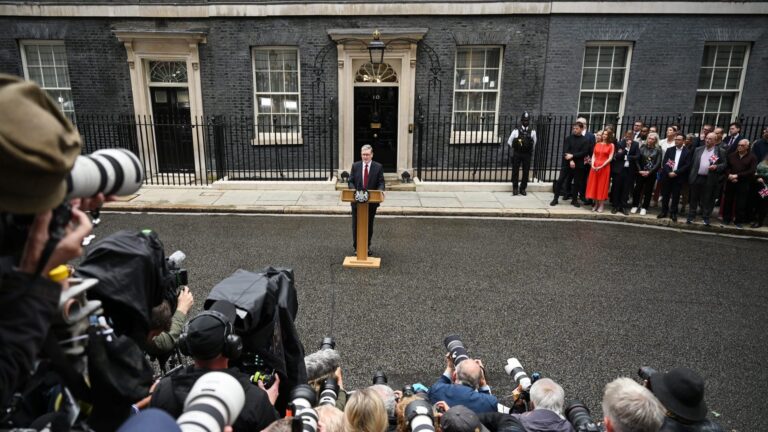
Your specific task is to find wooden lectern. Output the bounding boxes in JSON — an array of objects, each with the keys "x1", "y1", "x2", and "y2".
[{"x1": 341, "y1": 189, "x2": 384, "y2": 268}]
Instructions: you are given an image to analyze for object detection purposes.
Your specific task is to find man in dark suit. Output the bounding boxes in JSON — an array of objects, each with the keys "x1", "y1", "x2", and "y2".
[
  {"x1": 348, "y1": 144, "x2": 385, "y2": 254},
  {"x1": 610, "y1": 130, "x2": 640, "y2": 215},
  {"x1": 550, "y1": 120, "x2": 590, "y2": 207},
  {"x1": 687, "y1": 133, "x2": 727, "y2": 226},
  {"x1": 658, "y1": 133, "x2": 692, "y2": 222},
  {"x1": 722, "y1": 121, "x2": 743, "y2": 154}
]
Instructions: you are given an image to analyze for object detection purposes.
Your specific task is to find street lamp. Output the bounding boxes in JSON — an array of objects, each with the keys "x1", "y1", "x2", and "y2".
[{"x1": 368, "y1": 30, "x2": 386, "y2": 65}]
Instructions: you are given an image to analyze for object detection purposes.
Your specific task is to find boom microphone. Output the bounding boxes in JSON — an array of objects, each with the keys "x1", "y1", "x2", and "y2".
[{"x1": 304, "y1": 348, "x2": 340, "y2": 382}]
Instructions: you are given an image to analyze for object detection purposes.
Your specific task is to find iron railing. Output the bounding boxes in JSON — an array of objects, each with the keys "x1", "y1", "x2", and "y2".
[{"x1": 414, "y1": 113, "x2": 768, "y2": 182}]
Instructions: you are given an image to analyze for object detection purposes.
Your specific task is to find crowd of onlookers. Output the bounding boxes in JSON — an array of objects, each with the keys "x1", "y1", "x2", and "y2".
[{"x1": 550, "y1": 118, "x2": 768, "y2": 229}]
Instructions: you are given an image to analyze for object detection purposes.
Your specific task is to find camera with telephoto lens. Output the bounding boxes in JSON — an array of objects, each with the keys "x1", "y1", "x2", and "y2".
[
  {"x1": 405, "y1": 399, "x2": 435, "y2": 432},
  {"x1": 504, "y1": 358, "x2": 532, "y2": 392},
  {"x1": 372, "y1": 371, "x2": 388, "y2": 385},
  {"x1": 318, "y1": 377, "x2": 339, "y2": 407},
  {"x1": 290, "y1": 385, "x2": 319, "y2": 432},
  {"x1": 177, "y1": 371, "x2": 246, "y2": 432},
  {"x1": 443, "y1": 335, "x2": 470, "y2": 366},
  {"x1": 402, "y1": 384, "x2": 415, "y2": 397},
  {"x1": 638, "y1": 366, "x2": 658, "y2": 382},
  {"x1": 67, "y1": 148, "x2": 144, "y2": 200},
  {"x1": 565, "y1": 400, "x2": 604, "y2": 432}
]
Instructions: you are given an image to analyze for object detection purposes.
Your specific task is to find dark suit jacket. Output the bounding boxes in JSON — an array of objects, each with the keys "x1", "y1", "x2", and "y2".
[
  {"x1": 723, "y1": 134, "x2": 743, "y2": 154},
  {"x1": 612, "y1": 139, "x2": 640, "y2": 173},
  {"x1": 660, "y1": 146, "x2": 692, "y2": 178},
  {"x1": 348, "y1": 160, "x2": 385, "y2": 191},
  {"x1": 688, "y1": 146, "x2": 726, "y2": 185}
]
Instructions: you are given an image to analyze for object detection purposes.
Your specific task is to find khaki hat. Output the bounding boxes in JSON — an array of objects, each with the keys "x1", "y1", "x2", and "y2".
[{"x1": 0, "y1": 74, "x2": 81, "y2": 214}]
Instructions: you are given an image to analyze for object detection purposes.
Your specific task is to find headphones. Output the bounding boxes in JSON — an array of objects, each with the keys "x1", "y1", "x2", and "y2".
[{"x1": 178, "y1": 309, "x2": 243, "y2": 360}]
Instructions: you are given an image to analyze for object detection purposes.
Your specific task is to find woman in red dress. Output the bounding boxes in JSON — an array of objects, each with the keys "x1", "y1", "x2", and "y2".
[{"x1": 586, "y1": 129, "x2": 615, "y2": 212}]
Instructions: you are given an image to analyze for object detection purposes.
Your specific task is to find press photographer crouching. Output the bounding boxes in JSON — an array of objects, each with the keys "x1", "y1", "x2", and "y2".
[
  {"x1": 428, "y1": 336, "x2": 498, "y2": 413},
  {"x1": 0, "y1": 75, "x2": 97, "y2": 408},
  {"x1": 643, "y1": 367, "x2": 724, "y2": 432},
  {"x1": 150, "y1": 300, "x2": 280, "y2": 432},
  {"x1": 600, "y1": 377, "x2": 664, "y2": 432}
]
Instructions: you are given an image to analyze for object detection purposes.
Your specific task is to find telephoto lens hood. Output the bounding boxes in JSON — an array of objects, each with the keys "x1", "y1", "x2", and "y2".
[{"x1": 405, "y1": 399, "x2": 435, "y2": 432}]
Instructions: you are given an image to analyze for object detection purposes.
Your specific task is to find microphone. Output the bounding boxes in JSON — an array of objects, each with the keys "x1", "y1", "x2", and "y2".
[{"x1": 304, "y1": 348, "x2": 341, "y2": 382}]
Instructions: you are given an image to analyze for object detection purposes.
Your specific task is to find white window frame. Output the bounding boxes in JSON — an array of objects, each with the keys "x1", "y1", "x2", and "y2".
[
  {"x1": 693, "y1": 42, "x2": 750, "y2": 126},
  {"x1": 450, "y1": 45, "x2": 504, "y2": 144},
  {"x1": 251, "y1": 46, "x2": 302, "y2": 146},
  {"x1": 577, "y1": 42, "x2": 632, "y2": 132},
  {"x1": 19, "y1": 40, "x2": 76, "y2": 122}
]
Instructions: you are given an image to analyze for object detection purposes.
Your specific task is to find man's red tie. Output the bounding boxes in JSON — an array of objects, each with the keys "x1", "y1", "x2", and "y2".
[{"x1": 363, "y1": 164, "x2": 369, "y2": 189}]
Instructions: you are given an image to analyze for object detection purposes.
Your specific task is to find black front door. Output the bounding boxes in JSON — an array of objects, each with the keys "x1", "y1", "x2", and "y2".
[
  {"x1": 354, "y1": 87, "x2": 398, "y2": 172},
  {"x1": 151, "y1": 87, "x2": 194, "y2": 172}
]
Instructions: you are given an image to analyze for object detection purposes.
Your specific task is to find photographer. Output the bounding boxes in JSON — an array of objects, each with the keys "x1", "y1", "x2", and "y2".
[
  {"x1": 428, "y1": 352, "x2": 497, "y2": 413},
  {"x1": 146, "y1": 285, "x2": 194, "y2": 357},
  {"x1": 510, "y1": 378, "x2": 573, "y2": 432},
  {"x1": 150, "y1": 300, "x2": 279, "y2": 432},
  {"x1": 0, "y1": 74, "x2": 94, "y2": 406},
  {"x1": 602, "y1": 378, "x2": 663, "y2": 432},
  {"x1": 646, "y1": 368, "x2": 724, "y2": 432}
]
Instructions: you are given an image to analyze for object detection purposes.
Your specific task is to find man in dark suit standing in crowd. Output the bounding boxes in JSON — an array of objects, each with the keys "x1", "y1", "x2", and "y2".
[
  {"x1": 752, "y1": 127, "x2": 768, "y2": 163},
  {"x1": 687, "y1": 132, "x2": 726, "y2": 226},
  {"x1": 658, "y1": 133, "x2": 692, "y2": 222},
  {"x1": 722, "y1": 121, "x2": 743, "y2": 154},
  {"x1": 550, "y1": 120, "x2": 590, "y2": 207},
  {"x1": 611, "y1": 130, "x2": 640, "y2": 215},
  {"x1": 348, "y1": 144, "x2": 385, "y2": 254}
]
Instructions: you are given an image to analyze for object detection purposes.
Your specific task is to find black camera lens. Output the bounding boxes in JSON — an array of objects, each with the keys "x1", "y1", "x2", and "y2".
[
  {"x1": 637, "y1": 366, "x2": 658, "y2": 382},
  {"x1": 443, "y1": 335, "x2": 469, "y2": 366},
  {"x1": 290, "y1": 384, "x2": 318, "y2": 407},
  {"x1": 405, "y1": 399, "x2": 434, "y2": 432},
  {"x1": 372, "y1": 371, "x2": 388, "y2": 385},
  {"x1": 565, "y1": 400, "x2": 598, "y2": 431},
  {"x1": 402, "y1": 384, "x2": 414, "y2": 397},
  {"x1": 320, "y1": 337, "x2": 336, "y2": 350},
  {"x1": 319, "y1": 378, "x2": 338, "y2": 407}
]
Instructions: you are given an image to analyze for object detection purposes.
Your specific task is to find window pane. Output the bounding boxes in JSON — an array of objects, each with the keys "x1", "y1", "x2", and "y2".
[
  {"x1": 269, "y1": 72, "x2": 284, "y2": 92},
  {"x1": 711, "y1": 68, "x2": 727, "y2": 89},
  {"x1": 595, "y1": 68, "x2": 610, "y2": 89},
  {"x1": 483, "y1": 93, "x2": 497, "y2": 112},
  {"x1": 592, "y1": 94, "x2": 606, "y2": 113},
  {"x1": 584, "y1": 47, "x2": 599, "y2": 68},
  {"x1": 598, "y1": 47, "x2": 613, "y2": 67},
  {"x1": 698, "y1": 68, "x2": 712, "y2": 89},
  {"x1": 725, "y1": 69, "x2": 740, "y2": 89},
  {"x1": 485, "y1": 48, "x2": 501, "y2": 68},
  {"x1": 484, "y1": 69, "x2": 499, "y2": 90},
  {"x1": 42, "y1": 67, "x2": 56, "y2": 88},
  {"x1": 606, "y1": 94, "x2": 621, "y2": 112},
  {"x1": 613, "y1": 47, "x2": 628, "y2": 67},
  {"x1": 714, "y1": 48, "x2": 730, "y2": 67},
  {"x1": 468, "y1": 92, "x2": 482, "y2": 111},
  {"x1": 469, "y1": 49, "x2": 484, "y2": 68},
  {"x1": 701, "y1": 46, "x2": 716, "y2": 67},
  {"x1": 705, "y1": 95, "x2": 720, "y2": 112},
  {"x1": 694, "y1": 94, "x2": 707, "y2": 111},
  {"x1": 282, "y1": 51, "x2": 298, "y2": 71},
  {"x1": 579, "y1": 94, "x2": 592, "y2": 112},
  {"x1": 24, "y1": 45, "x2": 40, "y2": 66},
  {"x1": 27, "y1": 66, "x2": 43, "y2": 84},
  {"x1": 255, "y1": 71, "x2": 269, "y2": 92},
  {"x1": 455, "y1": 70, "x2": 469, "y2": 89},
  {"x1": 53, "y1": 45, "x2": 66, "y2": 63},
  {"x1": 610, "y1": 68, "x2": 625, "y2": 90},
  {"x1": 720, "y1": 94, "x2": 734, "y2": 111},
  {"x1": 285, "y1": 72, "x2": 299, "y2": 92},
  {"x1": 468, "y1": 69, "x2": 483, "y2": 90},
  {"x1": 38, "y1": 48, "x2": 54, "y2": 66},
  {"x1": 581, "y1": 68, "x2": 596, "y2": 90},
  {"x1": 56, "y1": 67, "x2": 70, "y2": 87},
  {"x1": 730, "y1": 45, "x2": 745, "y2": 66},
  {"x1": 269, "y1": 51, "x2": 282, "y2": 70},
  {"x1": 455, "y1": 92, "x2": 468, "y2": 111},
  {"x1": 456, "y1": 50, "x2": 469, "y2": 68}
]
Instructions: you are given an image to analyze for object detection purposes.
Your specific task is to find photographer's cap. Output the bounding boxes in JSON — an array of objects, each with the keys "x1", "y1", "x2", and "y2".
[
  {"x1": 0, "y1": 74, "x2": 81, "y2": 213},
  {"x1": 650, "y1": 367, "x2": 708, "y2": 422},
  {"x1": 186, "y1": 300, "x2": 237, "y2": 360},
  {"x1": 440, "y1": 406, "x2": 490, "y2": 432}
]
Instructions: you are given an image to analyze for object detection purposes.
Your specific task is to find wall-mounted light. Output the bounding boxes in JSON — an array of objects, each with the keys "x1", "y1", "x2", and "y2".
[{"x1": 368, "y1": 29, "x2": 386, "y2": 66}]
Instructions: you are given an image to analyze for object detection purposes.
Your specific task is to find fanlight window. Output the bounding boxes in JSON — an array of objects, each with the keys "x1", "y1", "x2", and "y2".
[
  {"x1": 149, "y1": 61, "x2": 188, "y2": 83},
  {"x1": 355, "y1": 62, "x2": 398, "y2": 83}
]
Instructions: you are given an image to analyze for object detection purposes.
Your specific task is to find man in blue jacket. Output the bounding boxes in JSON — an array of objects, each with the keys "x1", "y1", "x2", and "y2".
[{"x1": 428, "y1": 352, "x2": 498, "y2": 413}]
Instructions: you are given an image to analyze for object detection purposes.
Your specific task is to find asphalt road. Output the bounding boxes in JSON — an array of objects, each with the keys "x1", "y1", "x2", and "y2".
[{"x1": 95, "y1": 212, "x2": 767, "y2": 431}]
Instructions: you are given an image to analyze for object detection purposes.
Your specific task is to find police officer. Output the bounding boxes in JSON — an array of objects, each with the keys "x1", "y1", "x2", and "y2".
[{"x1": 507, "y1": 112, "x2": 537, "y2": 195}]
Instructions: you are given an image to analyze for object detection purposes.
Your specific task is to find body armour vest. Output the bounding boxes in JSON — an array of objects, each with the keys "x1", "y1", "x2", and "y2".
[{"x1": 513, "y1": 127, "x2": 534, "y2": 154}]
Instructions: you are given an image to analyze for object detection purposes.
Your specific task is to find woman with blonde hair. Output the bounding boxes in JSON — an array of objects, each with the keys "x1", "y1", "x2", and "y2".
[{"x1": 345, "y1": 388, "x2": 388, "y2": 432}]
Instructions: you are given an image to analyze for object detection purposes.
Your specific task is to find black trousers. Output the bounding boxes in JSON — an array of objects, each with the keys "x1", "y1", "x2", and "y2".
[
  {"x1": 632, "y1": 174, "x2": 656, "y2": 209},
  {"x1": 610, "y1": 169, "x2": 635, "y2": 210},
  {"x1": 722, "y1": 180, "x2": 750, "y2": 224},
  {"x1": 351, "y1": 203, "x2": 378, "y2": 248},
  {"x1": 554, "y1": 164, "x2": 583, "y2": 201},
  {"x1": 688, "y1": 176, "x2": 718, "y2": 220},
  {"x1": 660, "y1": 175, "x2": 684, "y2": 214},
  {"x1": 511, "y1": 153, "x2": 532, "y2": 190}
]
